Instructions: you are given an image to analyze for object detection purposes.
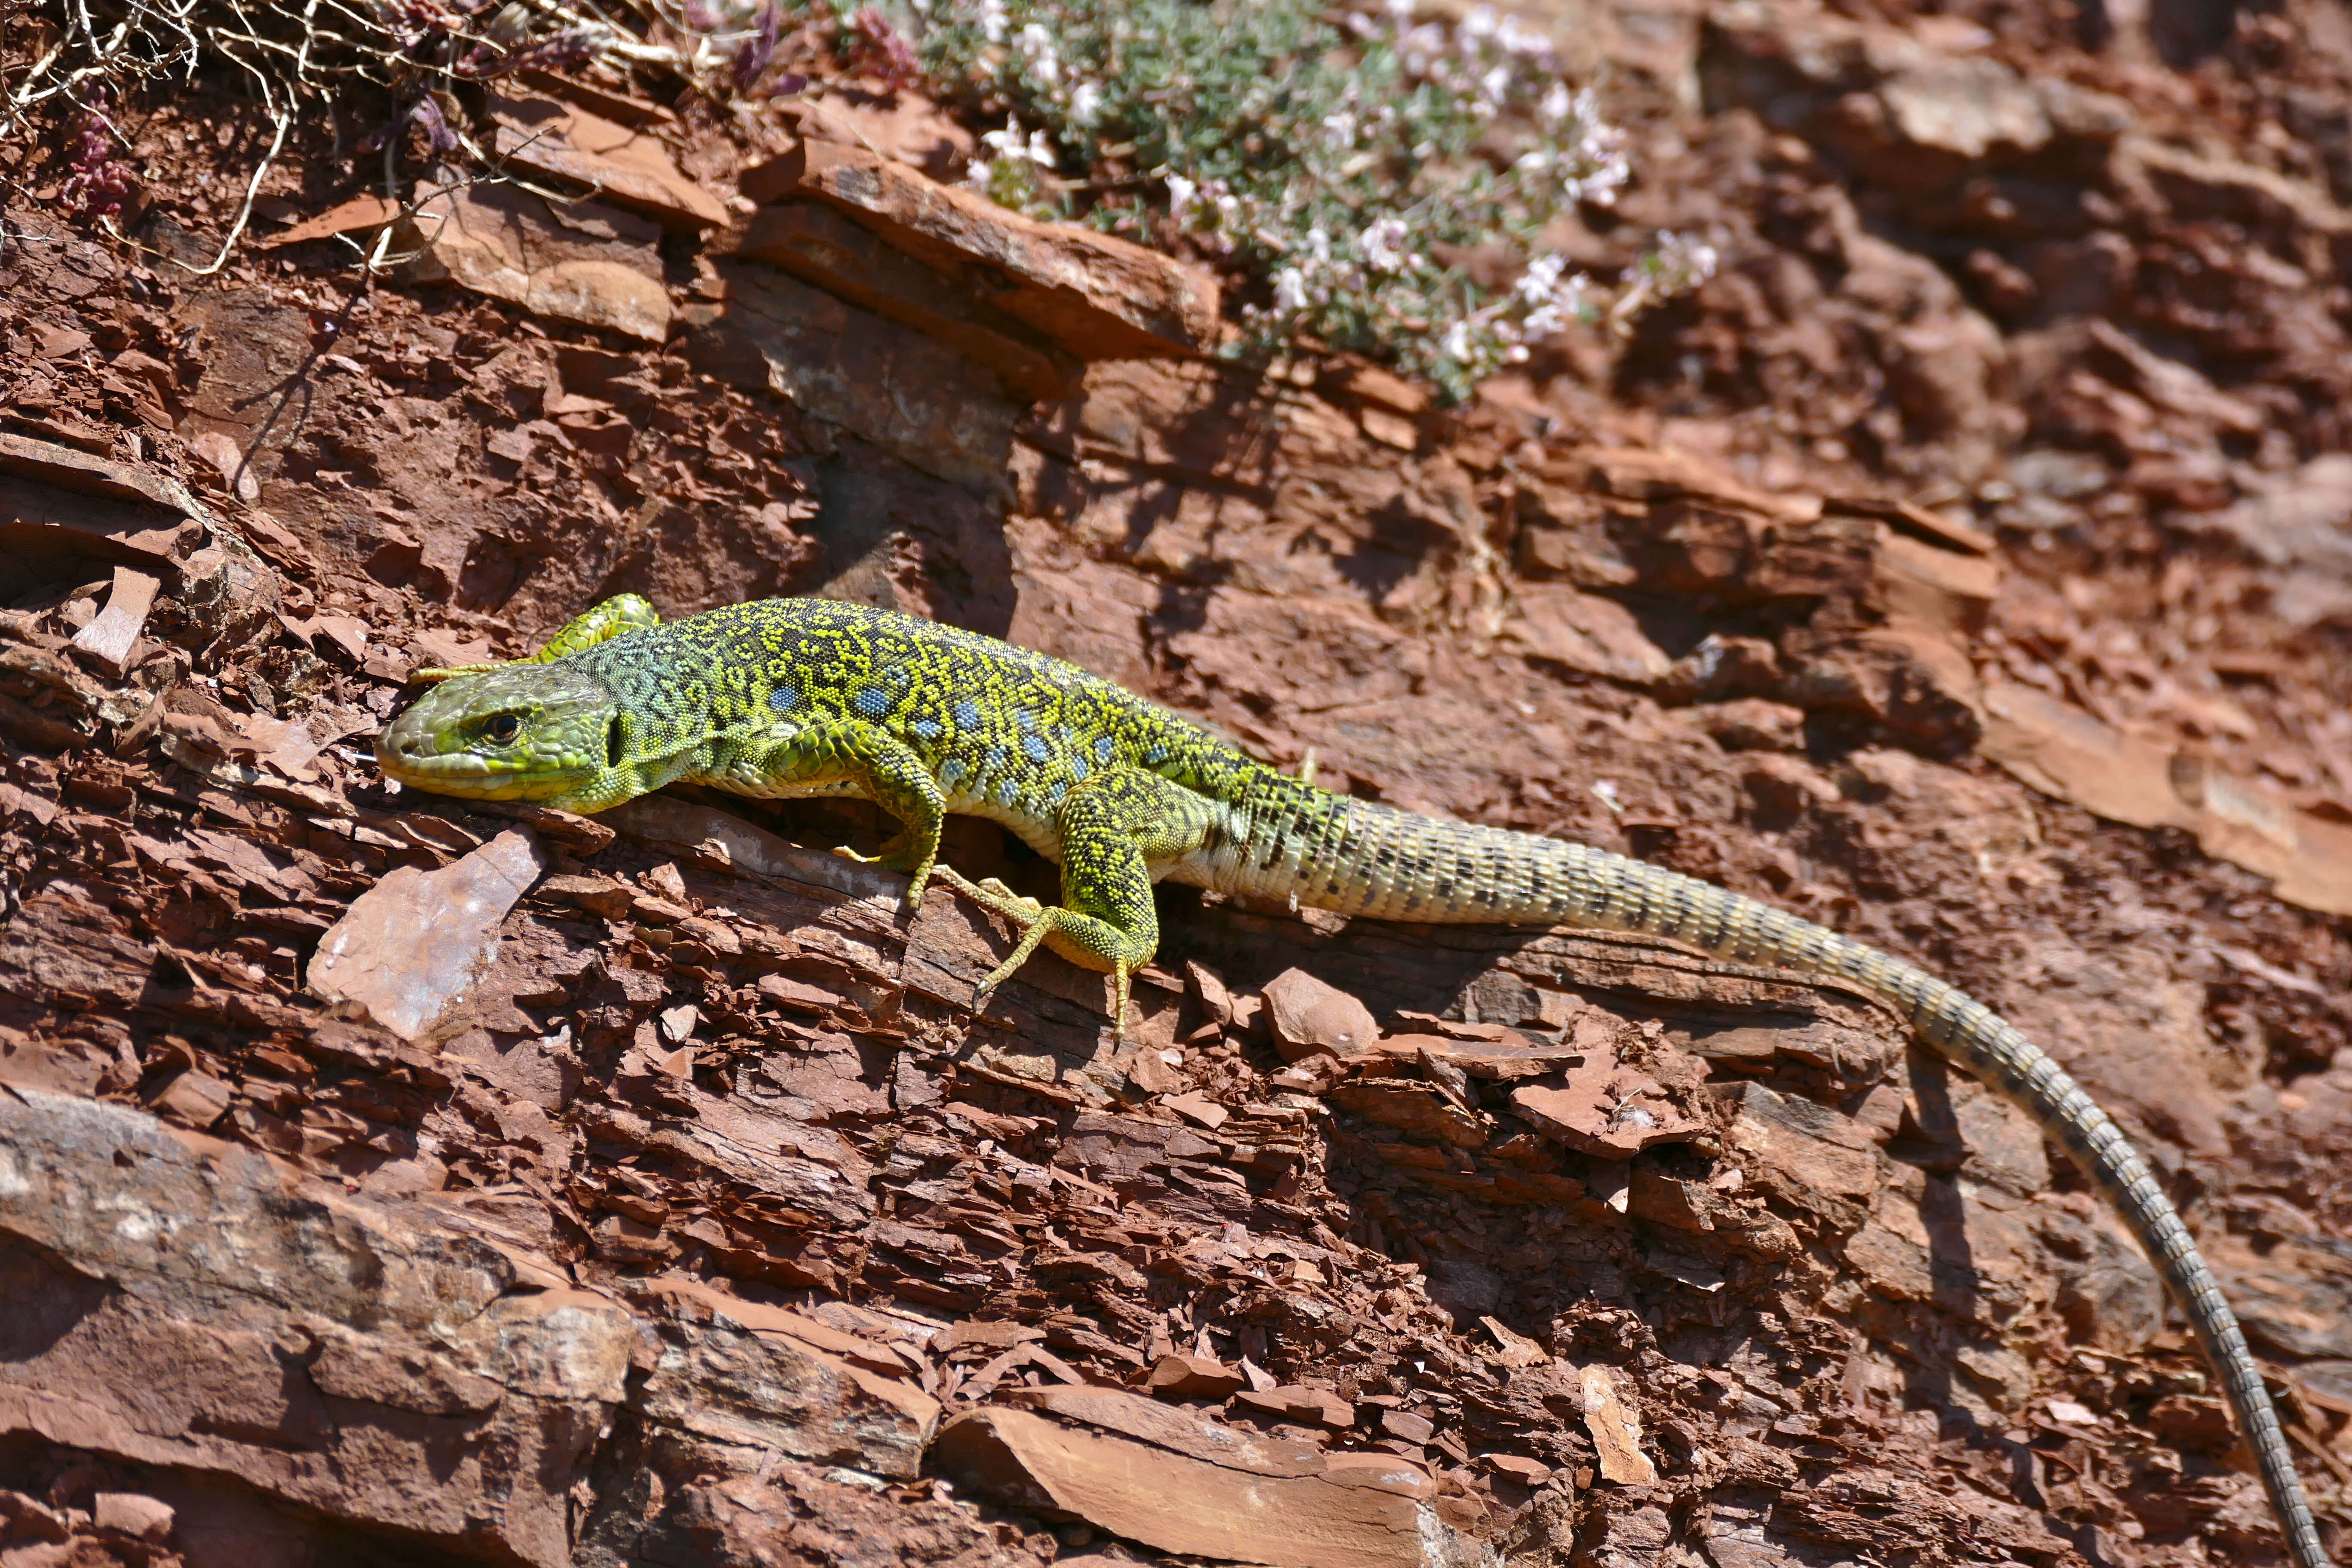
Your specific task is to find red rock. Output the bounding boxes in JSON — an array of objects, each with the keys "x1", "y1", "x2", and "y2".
[
  {"x1": 488, "y1": 92, "x2": 727, "y2": 231},
  {"x1": 1161, "y1": 1090, "x2": 1228, "y2": 1130},
  {"x1": 258, "y1": 193, "x2": 403, "y2": 250},
  {"x1": 1510, "y1": 1047, "x2": 1704, "y2": 1160},
  {"x1": 1693, "y1": 697, "x2": 1809, "y2": 753},
  {"x1": 689, "y1": 260, "x2": 1019, "y2": 499},
  {"x1": 734, "y1": 203, "x2": 1080, "y2": 399},
  {"x1": 91, "y1": 1492, "x2": 174, "y2": 1541},
  {"x1": 1145, "y1": 1352, "x2": 1247, "y2": 1400},
  {"x1": 1320, "y1": 1451, "x2": 1436, "y2": 1499},
  {"x1": 1232, "y1": 1383, "x2": 1355, "y2": 1429},
  {"x1": 1578, "y1": 1366, "x2": 1659, "y2": 1485},
  {"x1": 306, "y1": 828, "x2": 548, "y2": 1041},
  {"x1": 1485, "y1": 1455, "x2": 1553, "y2": 1485},
  {"x1": 936, "y1": 1407, "x2": 1436, "y2": 1568},
  {"x1": 1502, "y1": 583, "x2": 1672, "y2": 683},
  {"x1": 739, "y1": 140, "x2": 1220, "y2": 361},
  {"x1": 152, "y1": 1068, "x2": 232, "y2": 1128},
  {"x1": 64, "y1": 567, "x2": 156, "y2": 677},
  {"x1": 1262, "y1": 969, "x2": 1379, "y2": 1061},
  {"x1": 1009, "y1": 1384, "x2": 1322, "y2": 1474},
  {"x1": 403, "y1": 172, "x2": 671, "y2": 342},
  {"x1": 1378, "y1": 1408, "x2": 1434, "y2": 1444}
]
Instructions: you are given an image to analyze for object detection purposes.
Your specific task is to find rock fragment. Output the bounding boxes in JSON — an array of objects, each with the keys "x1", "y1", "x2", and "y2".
[
  {"x1": 934, "y1": 1407, "x2": 1449, "y2": 1568},
  {"x1": 1263, "y1": 968, "x2": 1380, "y2": 1061},
  {"x1": 308, "y1": 827, "x2": 547, "y2": 1039},
  {"x1": 740, "y1": 140, "x2": 1221, "y2": 361}
]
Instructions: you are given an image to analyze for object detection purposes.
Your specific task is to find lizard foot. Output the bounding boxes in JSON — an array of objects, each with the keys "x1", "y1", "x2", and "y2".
[
  {"x1": 831, "y1": 835, "x2": 935, "y2": 907},
  {"x1": 933, "y1": 866, "x2": 1057, "y2": 999}
]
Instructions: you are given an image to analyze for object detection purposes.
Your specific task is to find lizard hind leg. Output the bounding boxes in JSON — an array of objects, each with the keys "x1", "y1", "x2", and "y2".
[{"x1": 937, "y1": 768, "x2": 1215, "y2": 1041}]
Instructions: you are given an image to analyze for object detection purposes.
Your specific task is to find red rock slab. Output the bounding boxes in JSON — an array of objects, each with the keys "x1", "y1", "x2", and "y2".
[
  {"x1": 1143, "y1": 1351, "x2": 1247, "y2": 1400},
  {"x1": 306, "y1": 827, "x2": 547, "y2": 1040},
  {"x1": 489, "y1": 92, "x2": 727, "y2": 231},
  {"x1": 734, "y1": 202, "x2": 1081, "y2": 399},
  {"x1": 1510, "y1": 1044, "x2": 1705, "y2": 1159},
  {"x1": 740, "y1": 140, "x2": 1220, "y2": 361},
  {"x1": 0, "y1": 431, "x2": 207, "y2": 577},
  {"x1": 1006, "y1": 1384, "x2": 1325, "y2": 1475},
  {"x1": 260, "y1": 193, "x2": 402, "y2": 250},
  {"x1": 66, "y1": 564, "x2": 158, "y2": 676},
  {"x1": 403, "y1": 171, "x2": 671, "y2": 343},
  {"x1": 935, "y1": 1407, "x2": 1433, "y2": 1568},
  {"x1": 1263, "y1": 968, "x2": 1380, "y2": 1061},
  {"x1": 1577, "y1": 1366, "x2": 1658, "y2": 1485},
  {"x1": 1979, "y1": 680, "x2": 2352, "y2": 917},
  {"x1": 1230, "y1": 1383, "x2": 1357, "y2": 1430}
]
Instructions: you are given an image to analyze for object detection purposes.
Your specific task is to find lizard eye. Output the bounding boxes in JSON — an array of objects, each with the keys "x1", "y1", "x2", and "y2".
[{"x1": 484, "y1": 714, "x2": 522, "y2": 745}]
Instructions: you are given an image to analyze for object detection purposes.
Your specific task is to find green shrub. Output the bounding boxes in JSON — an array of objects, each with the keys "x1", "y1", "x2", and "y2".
[{"x1": 878, "y1": 0, "x2": 1715, "y2": 400}]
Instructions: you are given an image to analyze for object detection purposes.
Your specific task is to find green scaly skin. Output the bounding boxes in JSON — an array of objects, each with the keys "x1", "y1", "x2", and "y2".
[{"x1": 378, "y1": 595, "x2": 2329, "y2": 1568}]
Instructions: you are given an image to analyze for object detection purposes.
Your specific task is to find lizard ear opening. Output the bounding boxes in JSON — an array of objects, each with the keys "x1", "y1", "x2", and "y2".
[{"x1": 606, "y1": 715, "x2": 626, "y2": 770}]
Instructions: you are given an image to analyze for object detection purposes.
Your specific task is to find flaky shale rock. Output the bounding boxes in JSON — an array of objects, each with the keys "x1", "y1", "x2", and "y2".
[{"x1": 0, "y1": 1082, "x2": 936, "y2": 1567}]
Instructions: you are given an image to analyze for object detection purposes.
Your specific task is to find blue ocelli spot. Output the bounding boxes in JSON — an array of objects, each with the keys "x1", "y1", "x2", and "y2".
[
  {"x1": 986, "y1": 744, "x2": 1009, "y2": 772},
  {"x1": 1045, "y1": 782, "x2": 1067, "y2": 808},
  {"x1": 768, "y1": 685, "x2": 800, "y2": 713},
  {"x1": 953, "y1": 699, "x2": 980, "y2": 728},
  {"x1": 1093, "y1": 735, "x2": 1115, "y2": 763},
  {"x1": 1144, "y1": 744, "x2": 1169, "y2": 764},
  {"x1": 1023, "y1": 733, "x2": 1052, "y2": 763},
  {"x1": 912, "y1": 717, "x2": 942, "y2": 741},
  {"x1": 1017, "y1": 707, "x2": 1038, "y2": 732},
  {"x1": 940, "y1": 758, "x2": 968, "y2": 785},
  {"x1": 1070, "y1": 756, "x2": 1089, "y2": 783},
  {"x1": 853, "y1": 686, "x2": 891, "y2": 718}
]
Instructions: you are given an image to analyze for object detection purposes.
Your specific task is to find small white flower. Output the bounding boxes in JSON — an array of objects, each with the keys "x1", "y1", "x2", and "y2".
[
  {"x1": 1516, "y1": 252, "x2": 1568, "y2": 304},
  {"x1": 1497, "y1": 15, "x2": 1549, "y2": 57},
  {"x1": 1362, "y1": 216, "x2": 1414, "y2": 273},
  {"x1": 1026, "y1": 128, "x2": 1058, "y2": 167},
  {"x1": 1464, "y1": 5, "x2": 1497, "y2": 39},
  {"x1": 1538, "y1": 81, "x2": 1572, "y2": 124},
  {"x1": 1069, "y1": 80, "x2": 1102, "y2": 125},
  {"x1": 1164, "y1": 171, "x2": 1197, "y2": 221},
  {"x1": 1303, "y1": 227, "x2": 1332, "y2": 264},
  {"x1": 1322, "y1": 107, "x2": 1358, "y2": 146},
  {"x1": 975, "y1": 0, "x2": 1007, "y2": 43},
  {"x1": 1273, "y1": 266, "x2": 1310, "y2": 313},
  {"x1": 964, "y1": 156, "x2": 997, "y2": 195},
  {"x1": 1651, "y1": 231, "x2": 1720, "y2": 288},
  {"x1": 1384, "y1": 0, "x2": 1414, "y2": 21},
  {"x1": 980, "y1": 117, "x2": 1023, "y2": 157},
  {"x1": 1439, "y1": 319, "x2": 1473, "y2": 361},
  {"x1": 1475, "y1": 63, "x2": 1510, "y2": 114},
  {"x1": 1017, "y1": 21, "x2": 1059, "y2": 85}
]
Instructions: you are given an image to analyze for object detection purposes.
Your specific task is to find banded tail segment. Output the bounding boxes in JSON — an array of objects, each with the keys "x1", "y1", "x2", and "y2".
[{"x1": 1231, "y1": 795, "x2": 2326, "y2": 1568}]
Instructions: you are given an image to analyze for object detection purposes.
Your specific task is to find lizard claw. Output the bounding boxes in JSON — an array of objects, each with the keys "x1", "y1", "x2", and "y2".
[{"x1": 838, "y1": 836, "x2": 937, "y2": 909}]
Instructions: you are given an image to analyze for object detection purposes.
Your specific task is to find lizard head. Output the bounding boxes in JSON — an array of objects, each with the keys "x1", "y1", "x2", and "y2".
[{"x1": 377, "y1": 664, "x2": 633, "y2": 812}]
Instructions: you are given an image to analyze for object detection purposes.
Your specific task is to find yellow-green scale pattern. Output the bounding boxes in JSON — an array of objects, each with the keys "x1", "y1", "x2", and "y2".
[{"x1": 377, "y1": 595, "x2": 2327, "y2": 1568}]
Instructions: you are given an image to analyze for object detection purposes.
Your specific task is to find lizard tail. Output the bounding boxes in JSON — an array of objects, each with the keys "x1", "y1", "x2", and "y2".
[{"x1": 1253, "y1": 797, "x2": 2329, "y2": 1568}]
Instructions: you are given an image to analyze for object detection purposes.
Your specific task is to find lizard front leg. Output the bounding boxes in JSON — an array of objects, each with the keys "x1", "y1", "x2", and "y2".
[
  {"x1": 415, "y1": 594, "x2": 662, "y2": 681},
  {"x1": 940, "y1": 768, "x2": 1219, "y2": 1039},
  {"x1": 728, "y1": 719, "x2": 947, "y2": 910}
]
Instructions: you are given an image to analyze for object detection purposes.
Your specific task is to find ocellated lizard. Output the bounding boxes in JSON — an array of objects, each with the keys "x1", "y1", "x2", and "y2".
[{"x1": 377, "y1": 594, "x2": 2330, "y2": 1568}]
